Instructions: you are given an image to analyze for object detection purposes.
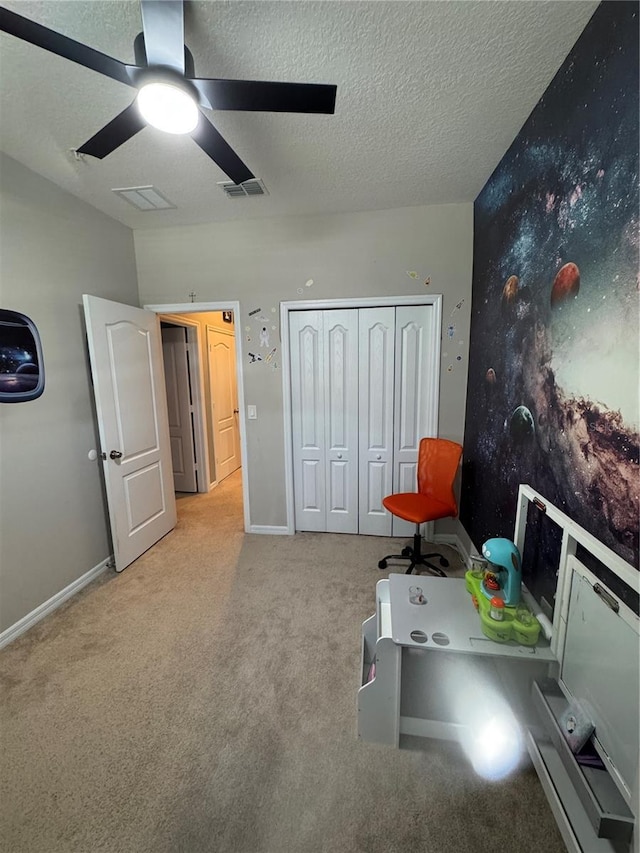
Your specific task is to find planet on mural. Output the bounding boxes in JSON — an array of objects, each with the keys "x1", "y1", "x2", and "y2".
[
  {"x1": 509, "y1": 405, "x2": 535, "y2": 442},
  {"x1": 550, "y1": 262, "x2": 580, "y2": 306},
  {"x1": 502, "y1": 275, "x2": 519, "y2": 303},
  {"x1": 486, "y1": 368, "x2": 497, "y2": 384}
]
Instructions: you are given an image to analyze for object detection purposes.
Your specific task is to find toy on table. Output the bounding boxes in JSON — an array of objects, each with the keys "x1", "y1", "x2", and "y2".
[{"x1": 465, "y1": 538, "x2": 541, "y2": 645}]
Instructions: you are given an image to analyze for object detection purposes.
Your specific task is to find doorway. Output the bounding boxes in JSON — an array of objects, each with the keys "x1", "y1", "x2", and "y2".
[{"x1": 146, "y1": 300, "x2": 250, "y2": 533}]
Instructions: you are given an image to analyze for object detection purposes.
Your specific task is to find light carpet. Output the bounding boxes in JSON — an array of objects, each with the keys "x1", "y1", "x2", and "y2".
[{"x1": 0, "y1": 470, "x2": 565, "y2": 852}]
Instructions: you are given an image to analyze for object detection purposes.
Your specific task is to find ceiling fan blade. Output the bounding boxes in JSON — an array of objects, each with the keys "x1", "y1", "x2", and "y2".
[
  {"x1": 77, "y1": 102, "x2": 146, "y2": 159},
  {"x1": 0, "y1": 6, "x2": 134, "y2": 87},
  {"x1": 140, "y1": 0, "x2": 185, "y2": 74},
  {"x1": 191, "y1": 79, "x2": 337, "y2": 114},
  {"x1": 191, "y1": 113, "x2": 254, "y2": 185}
]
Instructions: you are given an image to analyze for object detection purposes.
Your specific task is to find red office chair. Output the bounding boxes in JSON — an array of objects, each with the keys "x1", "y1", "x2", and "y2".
[{"x1": 378, "y1": 437, "x2": 463, "y2": 576}]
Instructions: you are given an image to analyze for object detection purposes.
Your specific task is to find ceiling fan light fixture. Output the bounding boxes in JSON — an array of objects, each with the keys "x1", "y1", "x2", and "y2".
[{"x1": 136, "y1": 82, "x2": 199, "y2": 135}]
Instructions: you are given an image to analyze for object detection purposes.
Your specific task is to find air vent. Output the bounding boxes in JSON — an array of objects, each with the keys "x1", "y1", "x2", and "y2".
[
  {"x1": 112, "y1": 186, "x2": 176, "y2": 210},
  {"x1": 218, "y1": 178, "x2": 268, "y2": 199}
]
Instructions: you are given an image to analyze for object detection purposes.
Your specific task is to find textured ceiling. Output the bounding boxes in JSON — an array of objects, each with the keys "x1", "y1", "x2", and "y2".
[{"x1": 0, "y1": 0, "x2": 599, "y2": 229}]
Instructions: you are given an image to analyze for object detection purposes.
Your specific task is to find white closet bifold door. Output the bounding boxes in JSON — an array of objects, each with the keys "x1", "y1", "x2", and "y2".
[
  {"x1": 358, "y1": 307, "x2": 395, "y2": 535},
  {"x1": 289, "y1": 310, "x2": 359, "y2": 533},
  {"x1": 290, "y1": 302, "x2": 439, "y2": 536},
  {"x1": 324, "y1": 310, "x2": 359, "y2": 533},
  {"x1": 392, "y1": 304, "x2": 437, "y2": 538},
  {"x1": 290, "y1": 310, "x2": 326, "y2": 531}
]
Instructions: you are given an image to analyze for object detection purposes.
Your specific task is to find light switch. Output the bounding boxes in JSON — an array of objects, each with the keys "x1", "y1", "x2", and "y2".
[{"x1": 247, "y1": 405, "x2": 257, "y2": 420}]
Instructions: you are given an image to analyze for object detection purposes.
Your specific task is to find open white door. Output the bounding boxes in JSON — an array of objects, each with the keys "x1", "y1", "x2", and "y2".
[
  {"x1": 207, "y1": 327, "x2": 241, "y2": 483},
  {"x1": 161, "y1": 325, "x2": 198, "y2": 492},
  {"x1": 83, "y1": 295, "x2": 177, "y2": 572}
]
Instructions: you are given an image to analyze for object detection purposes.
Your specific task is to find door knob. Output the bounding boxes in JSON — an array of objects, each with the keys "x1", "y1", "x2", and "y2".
[
  {"x1": 376, "y1": 454, "x2": 381, "y2": 460},
  {"x1": 109, "y1": 450, "x2": 123, "y2": 460},
  {"x1": 233, "y1": 408, "x2": 239, "y2": 414},
  {"x1": 337, "y1": 453, "x2": 343, "y2": 459}
]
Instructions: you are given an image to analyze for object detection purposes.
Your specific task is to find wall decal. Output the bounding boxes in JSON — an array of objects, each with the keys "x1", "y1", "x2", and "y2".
[
  {"x1": 248, "y1": 352, "x2": 262, "y2": 364},
  {"x1": 222, "y1": 310, "x2": 233, "y2": 323},
  {"x1": 259, "y1": 327, "x2": 270, "y2": 348},
  {"x1": 0, "y1": 309, "x2": 45, "y2": 403},
  {"x1": 248, "y1": 307, "x2": 262, "y2": 317},
  {"x1": 460, "y1": 2, "x2": 639, "y2": 585},
  {"x1": 406, "y1": 271, "x2": 419, "y2": 280},
  {"x1": 424, "y1": 278, "x2": 431, "y2": 287},
  {"x1": 305, "y1": 279, "x2": 314, "y2": 288}
]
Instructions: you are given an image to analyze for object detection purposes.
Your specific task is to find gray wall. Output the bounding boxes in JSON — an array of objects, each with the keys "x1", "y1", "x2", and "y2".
[
  {"x1": 134, "y1": 203, "x2": 473, "y2": 529},
  {"x1": 0, "y1": 153, "x2": 139, "y2": 632}
]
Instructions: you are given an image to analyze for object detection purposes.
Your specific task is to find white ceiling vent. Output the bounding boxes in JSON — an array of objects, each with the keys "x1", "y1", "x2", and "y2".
[
  {"x1": 218, "y1": 179, "x2": 268, "y2": 199},
  {"x1": 112, "y1": 186, "x2": 176, "y2": 210}
]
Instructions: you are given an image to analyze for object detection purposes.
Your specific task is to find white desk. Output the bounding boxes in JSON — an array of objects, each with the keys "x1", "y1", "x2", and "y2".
[{"x1": 358, "y1": 575, "x2": 556, "y2": 747}]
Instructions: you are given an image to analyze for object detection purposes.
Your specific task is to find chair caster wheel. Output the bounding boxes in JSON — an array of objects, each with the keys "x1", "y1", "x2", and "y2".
[
  {"x1": 439, "y1": 557, "x2": 450, "y2": 568},
  {"x1": 401, "y1": 547, "x2": 412, "y2": 557},
  {"x1": 378, "y1": 559, "x2": 388, "y2": 570}
]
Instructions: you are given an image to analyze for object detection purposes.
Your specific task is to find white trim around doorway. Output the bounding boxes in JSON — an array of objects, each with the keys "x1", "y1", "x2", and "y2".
[
  {"x1": 280, "y1": 294, "x2": 443, "y2": 536},
  {"x1": 144, "y1": 301, "x2": 250, "y2": 534}
]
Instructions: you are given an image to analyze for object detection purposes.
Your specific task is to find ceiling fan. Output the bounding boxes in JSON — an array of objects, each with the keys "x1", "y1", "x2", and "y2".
[{"x1": 0, "y1": 0, "x2": 337, "y2": 185}]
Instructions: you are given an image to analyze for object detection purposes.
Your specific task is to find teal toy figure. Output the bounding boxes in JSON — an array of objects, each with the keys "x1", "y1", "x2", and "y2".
[{"x1": 480, "y1": 538, "x2": 522, "y2": 607}]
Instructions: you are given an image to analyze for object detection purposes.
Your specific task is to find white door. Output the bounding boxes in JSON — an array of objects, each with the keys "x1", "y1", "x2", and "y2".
[
  {"x1": 358, "y1": 307, "x2": 395, "y2": 535},
  {"x1": 392, "y1": 305, "x2": 437, "y2": 537},
  {"x1": 290, "y1": 310, "x2": 326, "y2": 531},
  {"x1": 161, "y1": 325, "x2": 198, "y2": 492},
  {"x1": 290, "y1": 310, "x2": 359, "y2": 533},
  {"x1": 289, "y1": 303, "x2": 439, "y2": 537},
  {"x1": 83, "y1": 295, "x2": 177, "y2": 572},
  {"x1": 207, "y1": 327, "x2": 241, "y2": 483},
  {"x1": 324, "y1": 310, "x2": 359, "y2": 533}
]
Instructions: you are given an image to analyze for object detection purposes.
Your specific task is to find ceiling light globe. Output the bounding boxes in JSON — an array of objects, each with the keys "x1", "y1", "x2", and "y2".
[{"x1": 136, "y1": 82, "x2": 199, "y2": 134}]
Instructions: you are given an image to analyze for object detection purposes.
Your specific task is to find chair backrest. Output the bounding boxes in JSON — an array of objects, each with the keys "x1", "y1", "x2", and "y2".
[{"x1": 417, "y1": 438, "x2": 463, "y2": 516}]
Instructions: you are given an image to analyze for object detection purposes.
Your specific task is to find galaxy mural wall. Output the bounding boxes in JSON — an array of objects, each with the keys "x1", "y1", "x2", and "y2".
[{"x1": 460, "y1": 1, "x2": 639, "y2": 602}]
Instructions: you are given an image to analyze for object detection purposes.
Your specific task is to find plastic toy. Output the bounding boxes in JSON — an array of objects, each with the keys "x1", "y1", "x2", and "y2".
[
  {"x1": 480, "y1": 538, "x2": 522, "y2": 606},
  {"x1": 466, "y1": 569, "x2": 541, "y2": 645}
]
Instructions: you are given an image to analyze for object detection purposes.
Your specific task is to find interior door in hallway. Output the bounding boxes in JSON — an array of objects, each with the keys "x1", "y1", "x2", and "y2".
[
  {"x1": 207, "y1": 326, "x2": 241, "y2": 483},
  {"x1": 161, "y1": 325, "x2": 198, "y2": 492},
  {"x1": 83, "y1": 295, "x2": 177, "y2": 572}
]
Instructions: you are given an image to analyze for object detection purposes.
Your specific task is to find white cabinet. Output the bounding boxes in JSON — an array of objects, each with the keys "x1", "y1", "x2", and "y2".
[{"x1": 289, "y1": 304, "x2": 439, "y2": 535}]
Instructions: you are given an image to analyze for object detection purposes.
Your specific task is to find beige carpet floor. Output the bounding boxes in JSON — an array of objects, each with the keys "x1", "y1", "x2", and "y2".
[{"x1": 0, "y1": 470, "x2": 566, "y2": 853}]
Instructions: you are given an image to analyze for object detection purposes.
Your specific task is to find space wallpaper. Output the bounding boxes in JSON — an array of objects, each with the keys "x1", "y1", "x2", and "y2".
[{"x1": 460, "y1": 1, "x2": 639, "y2": 604}]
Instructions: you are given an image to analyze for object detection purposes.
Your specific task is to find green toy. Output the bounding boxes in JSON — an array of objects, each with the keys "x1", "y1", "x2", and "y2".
[{"x1": 465, "y1": 569, "x2": 541, "y2": 645}]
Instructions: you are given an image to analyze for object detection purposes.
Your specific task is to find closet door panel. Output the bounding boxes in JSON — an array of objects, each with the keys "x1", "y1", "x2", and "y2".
[
  {"x1": 325, "y1": 311, "x2": 358, "y2": 533},
  {"x1": 358, "y1": 307, "x2": 395, "y2": 535},
  {"x1": 392, "y1": 305, "x2": 434, "y2": 538},
  {"x1": 290, "y1": 311, "x2": 326, "y2": 531}
]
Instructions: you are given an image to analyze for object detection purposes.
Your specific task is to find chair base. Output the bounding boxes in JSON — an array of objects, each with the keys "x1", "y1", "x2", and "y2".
[{"x1": 378, "y1": 530, "x2": 449, "y2": 577}]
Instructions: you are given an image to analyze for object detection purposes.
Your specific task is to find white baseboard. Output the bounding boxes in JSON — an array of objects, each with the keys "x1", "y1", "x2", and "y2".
[
  {"x1": 0, "y1": 555, "x2": 113, "y2": 650},
  {"x1": 436, "y1": 522, "x2": 481, "y2": 569},
  {"x1": 248, "y1": 525, "x2": 291, "y2": 535}
]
